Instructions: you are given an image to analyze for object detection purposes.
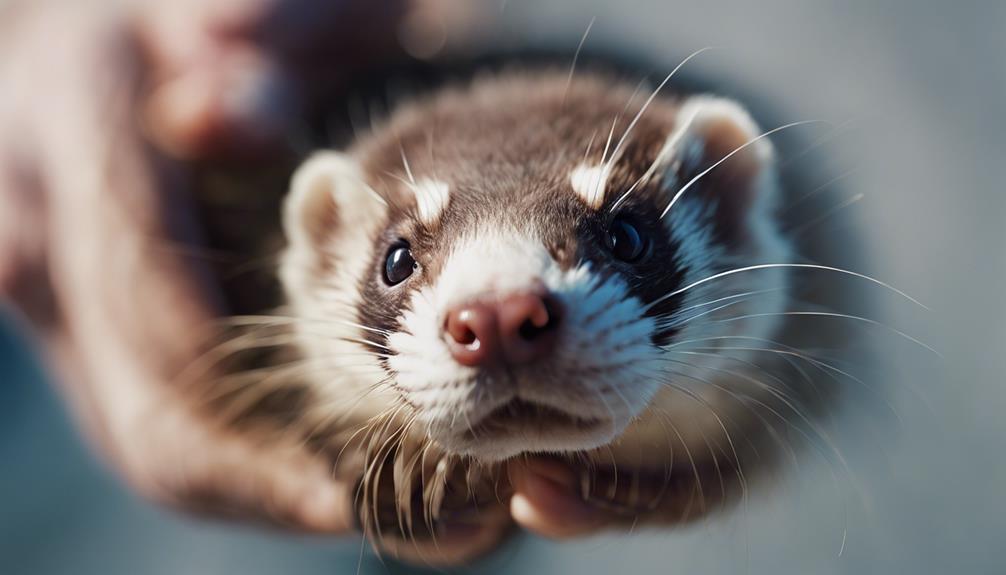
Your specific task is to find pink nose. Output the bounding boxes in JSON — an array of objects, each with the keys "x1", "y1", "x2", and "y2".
[{"x1": 444, "y1": 292, "x2": 562, "y2": 367}]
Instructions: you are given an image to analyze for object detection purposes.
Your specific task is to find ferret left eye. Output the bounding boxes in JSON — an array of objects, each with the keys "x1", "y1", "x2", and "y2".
[
  {"x1": 383, "y1": 242, "x2": 417, "y2": 285},
  {"x1": 606, "y1": 217, "x2": 648, "y2": 262}
]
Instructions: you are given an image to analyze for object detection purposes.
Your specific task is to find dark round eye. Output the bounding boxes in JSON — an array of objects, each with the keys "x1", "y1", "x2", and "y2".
[
  {"x1": 606, "y1": 217, "x2": 648, "y2": 262},
  {"x1": 383, "y1": 242, "x2": 417, "y2": 285}
]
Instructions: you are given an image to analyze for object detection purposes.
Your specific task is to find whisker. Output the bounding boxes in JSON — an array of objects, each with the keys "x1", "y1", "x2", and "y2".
[
  {"x1": 605, "y1": 47, "x2": 717, "y2": 172},
  {"x1": 562, "y1": 16, "x2": 596, "y2": 105},
  {"x1": 645, "y1": 263, "x2": 928, "y2": 311},
  {"x1": 780, "y1": 167, "x2": 859, "y2": 215},
  {"x1": 342, "y1": 336, "x2": 393, "y2": 352},
  {"x1": 610, "y1": 101, "x2": 700, "y2": 213},
  {"x1": 659, "y1": 334, "x2": 903, "y2": 415},
  {"x1": 661, "y1": 295, "x2": 759, "y2": 330},
  {"x1": 660, "y1": 120, "x2": 830, "y2": 219},
  {"x1": 778, "y1": 118, "x2": 854, "y2": 172},
  {"x1": 789, "y1": 193, "x2": 865, "y2": 237},
  {"x1": 399, "y1": 143, "x2": 417, "y2": 185},
  {"x1": 646, "y1": 372, "x2": 749, "y2": 491},
  {"x1": 581, "y1": 128, "x2": 600, "y2": 165},
  {"x1": 224, "y1": 314, "x2": 393, "y2": 337},
  {"x1": 716, "y1": 310, "x2": 939, "y2": 356},
  {"x1": 669, "y1": 287, "x2": 784, "y2": 316}
]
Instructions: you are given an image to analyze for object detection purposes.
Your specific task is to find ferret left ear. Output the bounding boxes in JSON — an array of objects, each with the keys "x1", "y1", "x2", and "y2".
[
  {"x1": 283, "y1": 151, "x2": 386, "y2": 251},
  {"x1": 667, "y1": 96, "x2": 777, "y2": 242},
  {"x1": 281, "y1": 151, "x2": 388, "y2": 284}
]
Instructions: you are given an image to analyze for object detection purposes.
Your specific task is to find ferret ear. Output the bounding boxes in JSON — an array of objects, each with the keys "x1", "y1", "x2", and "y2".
[
  {"x1": 667, "y1": 96, "x2": 776, "y2": 242},
  {"x1": 282, "y1": 151, "x2": 387, "y2": 257}
]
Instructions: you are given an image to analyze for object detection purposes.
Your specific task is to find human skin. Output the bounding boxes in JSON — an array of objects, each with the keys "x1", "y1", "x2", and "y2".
[{"x1": 0, "y1": 0, "x2": 621, "y2": 547}]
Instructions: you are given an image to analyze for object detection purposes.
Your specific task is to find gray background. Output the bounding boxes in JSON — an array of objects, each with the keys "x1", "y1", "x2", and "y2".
[{"x1": 2, "y1": 1, "x2": 1003, "y2": 573}]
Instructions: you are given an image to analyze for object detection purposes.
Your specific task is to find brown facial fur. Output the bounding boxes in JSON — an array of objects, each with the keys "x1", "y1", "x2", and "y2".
[
  {"x1": 202, "y1": 68, "x2": 813, "y2": 565},
  {"x1": 349, "y1": 71, "x2": 708, "y2": 346}
]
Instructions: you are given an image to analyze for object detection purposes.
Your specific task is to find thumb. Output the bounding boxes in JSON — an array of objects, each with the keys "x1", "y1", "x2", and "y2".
[{"x1": 508, "y1": 458, "x2": 611, "y2": 539}]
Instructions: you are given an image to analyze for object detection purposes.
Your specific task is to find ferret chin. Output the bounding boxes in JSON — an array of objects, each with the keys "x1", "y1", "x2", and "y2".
[{"x1": 265, "y1": 69, "x2": 803, "y2": 563}]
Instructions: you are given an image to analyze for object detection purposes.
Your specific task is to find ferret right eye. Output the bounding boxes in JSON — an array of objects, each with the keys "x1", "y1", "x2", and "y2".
[
  {"x1": 384, "y1": 242, "x2": 417, "y2": 285},
  {"x1": 606, "y1": 216, "x2": 649, "y2": 263}
]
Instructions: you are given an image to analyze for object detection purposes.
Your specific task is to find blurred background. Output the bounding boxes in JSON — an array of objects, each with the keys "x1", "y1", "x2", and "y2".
[{"x1": 2, "y1": 0, "x2": 1002, "y2": 573}]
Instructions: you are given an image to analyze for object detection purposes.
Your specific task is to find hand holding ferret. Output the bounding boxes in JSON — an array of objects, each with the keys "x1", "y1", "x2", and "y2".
[
  {"x1": 0, "y1": 0, "x2": 397, "y2": 536},
  {"x1": 0, "y1": 0, "x2": 625, "y2": 562}
]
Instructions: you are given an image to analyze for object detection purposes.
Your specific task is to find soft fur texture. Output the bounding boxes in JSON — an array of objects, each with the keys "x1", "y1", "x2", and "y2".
[{"x1": 275, "y1": 70, "x2": 794, "y2": 562}]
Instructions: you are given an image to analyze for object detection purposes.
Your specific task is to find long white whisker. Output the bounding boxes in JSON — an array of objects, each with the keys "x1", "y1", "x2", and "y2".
[
  {"x1": 225, "y1": 315, "x2": 393, "y2": 337},
  {"x1": 660, "y1": 120, "x2": 829, "y2": 218},
  {"x1": 790, "y1": 193, "x2": 865, "y2": 236},
  {"x1": 662, "y1": 297, "x2": 757, "y2": 330},
  {"x1": 610, "y1": 104, "x2": 700, "y2": 213},
  {"x1": 399, "y1": 144, "x2": 416, "y2": 185},
  {"x1": 605, "y1": 47, "x2": 717, "y2": 171},
  {"x1": 563, "y1": 16, "x2": 596, "y2": 105},
  {"x1": 716, "y1": 310, "x2": 940, "y2": 356},
  {"x1": 671, "y1": 288, "x2": 783, "y2": 316},
  {"x1": 600, "y1": 114, "x2": 618, "y2": 166},
  {"x1": 781, "y1": 168, "x2": 858, "y2": 214},
  {"x1": 645, "y1": 263, "x2": 927, "y2": 311},
  {"x1": 344, "y1": 337, "x2": 393, "y2": 352}
]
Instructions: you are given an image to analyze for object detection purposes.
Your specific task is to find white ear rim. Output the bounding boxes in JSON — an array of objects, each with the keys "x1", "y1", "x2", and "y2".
[
  {"x1": 662, "y1": 95, "x2": 781, "y2": 221},
  {"x1": 675, "y1": 95, "x2": 776, "y2": 164},
  {"x1": 282, "y1": 151, "x2": 386, "y2": 250},
  {"x1": 632, "y1": 96, "x2": 775, "y2": 203}
]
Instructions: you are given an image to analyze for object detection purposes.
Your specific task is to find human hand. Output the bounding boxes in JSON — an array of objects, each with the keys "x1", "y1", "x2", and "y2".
[
  {"x1": 0, "y1": 0, "x2": 652, "y2": 559},
  {"x1": 0, "y1": 0, "x2": 408, "y2": 534}
]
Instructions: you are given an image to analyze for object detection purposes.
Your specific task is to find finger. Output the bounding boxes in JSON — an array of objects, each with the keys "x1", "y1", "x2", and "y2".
[
  {"x1": 132, "y1": 0, "x2": 402, "y2": 61},
  {"x1": 133, "y1": 0, "x2": 408, "y2": 160},
  {"x1": 15, "y1": 7, "x2": 352, "y2": 534},
  {"x1": 147, "y1": 410, "x2": 355, "y2": 533},
  {"x1": 508, "y1": 459, "x2": 611, "y2": 539},
  {"x1": 180, "y1": 0, "x2": 408, "y2": 60},
  {"x1": 35, "y1": 13, "x2": 224, "y2": 363},
  {"x1": 142, "y1": 49, "x2": 293, "y2": 159}
]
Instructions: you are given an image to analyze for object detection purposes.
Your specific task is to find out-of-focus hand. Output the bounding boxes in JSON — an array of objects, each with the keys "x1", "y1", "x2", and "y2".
[
  {"x1": 0, "y1": 0, "x2": 639, "y2": 553},
  {"x1": 0, "y1": 0, "x2": 407, "y2": 533},
  {"x1": 136, "y1": 0, "x2": 407, "y2": 159}
]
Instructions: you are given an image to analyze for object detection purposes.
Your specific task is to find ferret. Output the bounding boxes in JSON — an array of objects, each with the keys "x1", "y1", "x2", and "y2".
[{"x1": 202, "y1": 67, "x2": 860, "y2": 565}]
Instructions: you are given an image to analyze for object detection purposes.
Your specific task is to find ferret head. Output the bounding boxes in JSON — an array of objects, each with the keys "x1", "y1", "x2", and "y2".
[{"x1": 280, "y1": 72, "x2": 790, "y2": 462}]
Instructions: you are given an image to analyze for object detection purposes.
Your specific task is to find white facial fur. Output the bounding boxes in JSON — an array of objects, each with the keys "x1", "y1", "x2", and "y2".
[
  {"x1": 569, "y1": 162, "x2": 613, "y2": 209},
  {"x1": 279, "y1": 93, "x2": 792, "y2": 465},
  {"x1": 279, "y1": 152, "x2": 397, "y2": 422},
  {"x1": 411, "y1": 178, "x2": 451, "y2": 225},
  {"x1": 387, "y1": 229, "x2": 664, "y2": 461}
]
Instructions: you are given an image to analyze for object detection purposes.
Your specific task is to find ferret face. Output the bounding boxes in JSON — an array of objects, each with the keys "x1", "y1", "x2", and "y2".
[{"x1": 280, "y1": 72, "x2": 790, "y2": 462}]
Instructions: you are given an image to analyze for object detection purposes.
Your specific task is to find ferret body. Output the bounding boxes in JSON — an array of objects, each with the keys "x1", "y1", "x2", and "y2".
[{"x1": 226, "y1": 68, "x2": 828, "y2": 562}]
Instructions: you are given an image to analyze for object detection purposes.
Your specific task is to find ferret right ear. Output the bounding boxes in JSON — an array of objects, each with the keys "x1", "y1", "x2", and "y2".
[
  {"x1": 282, "y1": 151, "x2": 387, "y2": 256},
  {"x1": 663, "y1": 96, "x2": 777, "y2": 243}
]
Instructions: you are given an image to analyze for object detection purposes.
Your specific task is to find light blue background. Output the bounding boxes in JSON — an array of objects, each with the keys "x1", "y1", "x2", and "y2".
[{"x1": 2, "y1": 1, "x2": 1002, "y2": 573}]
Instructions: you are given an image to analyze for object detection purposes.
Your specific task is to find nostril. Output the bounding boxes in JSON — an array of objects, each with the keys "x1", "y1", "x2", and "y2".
[
  {"x1": 444, "y1": 304, "x2": 499, "y2": 366},
  {"x1": 445, "y1": 294, "x2": 561, "y2": 367},
  {"x1": 498, "y1": 293, "x2": 562, "y2": 364},
  {"x1": 517, "y1": 297, "x2": 561, "y2": 341},
  {"x1": 447, "y1": 310, "x2": 479, "y2": 347},
  {"x1": 455, "y1": 328, "x2": 477, "y2": 346}
]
